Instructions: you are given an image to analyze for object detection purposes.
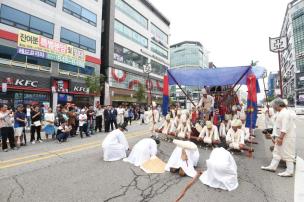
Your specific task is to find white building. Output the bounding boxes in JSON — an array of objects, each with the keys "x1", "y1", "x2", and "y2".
[
  {"x1": 102, "y1": 0, "x2": 170, "y2": 105},
  {"x1": 0, "y1": 0, "x2": 102, "y2": 108}
]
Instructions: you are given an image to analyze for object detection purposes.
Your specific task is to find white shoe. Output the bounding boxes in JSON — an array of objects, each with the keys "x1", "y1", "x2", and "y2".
[
  {"x1": 31, "y1": 141, "x2": 36, "y2": 144},
  {"x1": 261, "y1": 159, "x2": 280, "y2": 172},
  {"x1": 278, "y1": 162, "x2": 294, "y2": 177},
  {"x1": 261, "y1": 166, "x2": 276, "y2": 172},
  {"x1": 38, "y1": 140, "x2": 43, "y2": 143},
  {"x1": 278, "y1": 171, "x2": 293, "y2": 177}
]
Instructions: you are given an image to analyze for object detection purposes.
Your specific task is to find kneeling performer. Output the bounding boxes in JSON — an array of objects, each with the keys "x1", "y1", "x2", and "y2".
[
  {"x1": 198, "y1": 121, "x2": 220, "y2": 146},
  {"x1": 165, "y1": 140, "x2": 200, "y2": 177},
  {"x1": 102, "y1": 123, "x2": 129, "y2": 161}
]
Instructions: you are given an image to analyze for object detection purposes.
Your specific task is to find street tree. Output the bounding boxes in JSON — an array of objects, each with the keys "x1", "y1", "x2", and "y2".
[
  {"x1": 135, "y1": 83, "x2": 146, "y2": 103},
  {"x1": 85, "y1": 73, "x2": 105, "y2": 96}
]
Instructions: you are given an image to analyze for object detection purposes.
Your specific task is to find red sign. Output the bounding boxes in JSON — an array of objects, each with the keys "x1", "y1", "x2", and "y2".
[{"x1": 52, "y1": 79, "x2": 69, "y2": 93}]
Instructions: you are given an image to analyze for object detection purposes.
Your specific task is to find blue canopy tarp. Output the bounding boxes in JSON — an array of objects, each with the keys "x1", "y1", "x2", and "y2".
[{"x1": 168, "y1": 66, "x2": 265, "y2": 87}]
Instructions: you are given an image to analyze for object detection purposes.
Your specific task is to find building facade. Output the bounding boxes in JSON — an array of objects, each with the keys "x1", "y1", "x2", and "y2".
[
  {"x1": 280, "y1": 0, "x2": 304, "y2": 106},
  {"x1": 170, "y1": 41, "x2": 209, "y2": 107},
  {"x1": 102, "y1": 0, "x2": 170, "y2": 105},
  {"x1": 267, "y1": 72, "x2": 279, "y2": 97},
  {"x1": 170, "y1": 41, "x2": 209, "y2": 69},
  {"x1": 0, "y1": 0, "x2": 103, "y2": 109}
]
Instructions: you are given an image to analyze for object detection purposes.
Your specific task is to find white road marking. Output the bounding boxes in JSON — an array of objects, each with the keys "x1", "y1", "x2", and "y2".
[{"x1": 295, "y1": 156, "x2": 304, "y2": 202}]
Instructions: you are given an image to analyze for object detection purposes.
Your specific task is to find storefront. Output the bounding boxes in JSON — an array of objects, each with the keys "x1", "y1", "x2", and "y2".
[{"x1": 0, "y1": 72, "x2": 51, "y2": 109}]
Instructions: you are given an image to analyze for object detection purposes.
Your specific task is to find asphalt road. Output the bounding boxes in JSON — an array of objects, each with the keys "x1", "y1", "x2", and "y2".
[{"x1": 0, "y1": 117, "x2": 299, "y2": 202}]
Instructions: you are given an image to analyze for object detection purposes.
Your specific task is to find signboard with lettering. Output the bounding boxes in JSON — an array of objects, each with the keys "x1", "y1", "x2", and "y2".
[
  {"x1": 52, "y1": 79, "x2": 69, "y2": 93},
  {"x1": 17, "y1": 30, "x2": 85, "y2": 67},
  {"x1": 269, "y1": 36, "x2": 288, "y2": 52}
]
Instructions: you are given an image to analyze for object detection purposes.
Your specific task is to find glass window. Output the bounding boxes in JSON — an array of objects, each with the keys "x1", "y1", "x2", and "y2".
[
  {"x1": 30, "y1": 16, "x2": 54, "y2": 36},
  {"x1": 151, "y1": 60, "x2": 167, "y2": 76},
  {"x1": 0, "y1": 5, "x2": 54, "y2": 38},
  {"x1": 0, "y1": 5, "x2": 30, "y2": 26},
  {"x1": 59, "y1": 63, "x2": 78, "y2": 73},
  {"x1": 114, "y1": 43, "x2": 148, "y2": 69},
  {"x1": 151, "y1": 42, "x2": 168, "y2": 59},
  {"x1": 151, "y1": 23, "x2": 168, "y2": 45},
  {"x1": 60, "y1": 27, "x2": 96, "y2": 53},
  {"x1": 79, "y1": 66, "x2": 95, "y2": 75},
  {"x1": 40, "y1": 0, "x2": 57, "y2": 7},
  {"x1": 63, "y1": 0, "x2": 97, "y2": 26},
  {"x1": 114, "y1": 20, "x2": 148, "y2": 48},
  {"x1": 115, "y1": 0, "x2": 148, "y2": 29}
]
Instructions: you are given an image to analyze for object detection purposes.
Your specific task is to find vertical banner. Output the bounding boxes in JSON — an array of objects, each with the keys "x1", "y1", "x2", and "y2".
[
  {"x1": 245, "y1": 74, "x2": 258, "y2": 129},
  {"x1": 104, "y1": 82, "x2": 110, "y2": 106},
  {"x1": 162, "y1": 75, "x2": 169, "y2": 116}
]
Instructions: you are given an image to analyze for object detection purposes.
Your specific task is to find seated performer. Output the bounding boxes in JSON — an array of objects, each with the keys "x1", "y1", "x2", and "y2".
[
  {"x1": 226, "y1": 120, "x2": 254, "y2": 152},
  {"x1": 198, "y1": 121, "x2": 220, "y2": 146},
  {"x1": 200, "y1": 147, "x2": 238, "y2": 191},
  {"x1": 173, "y1": 110, "x2": 182, "y2": 131},
  {"x1": 123, "y1": 136, "x2": 160, "y2": 166},
  {"x1": 219, "y1": 114, "x2": 231, "y2": 138},
  {"x1": 102, "y1": 123, "x2": 129, "y2": 161},
  {"x1": 155, "y1": 114, "x2": 173, "y2": 134},
  {"x1": 165, "y1": 139, "x2": 200, "y2": 177},
  {"x1": 239, "y1": 115, "x2": 258, "y2": 144},
  {"x1": 176, "y1": 115, "x2": 192, "y2": 139}
]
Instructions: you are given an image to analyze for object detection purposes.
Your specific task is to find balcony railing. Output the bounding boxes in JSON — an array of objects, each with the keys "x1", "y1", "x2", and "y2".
[{"x1": 58, "y1": 69, "x2": 89, "y2": 79}]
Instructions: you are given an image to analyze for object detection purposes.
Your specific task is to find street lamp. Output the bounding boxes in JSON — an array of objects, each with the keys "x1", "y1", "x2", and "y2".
[{"x1": 143, "y1": 63, "x2": 152, "y2": 105}]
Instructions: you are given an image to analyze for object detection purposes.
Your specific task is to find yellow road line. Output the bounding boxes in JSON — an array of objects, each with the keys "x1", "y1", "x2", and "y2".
[
  {"x1": 0, "y1": 130, "x2": 147, "y2": 164},
  {"x1": 0, "y1": 132, "x2": 149, "y2": 169}
]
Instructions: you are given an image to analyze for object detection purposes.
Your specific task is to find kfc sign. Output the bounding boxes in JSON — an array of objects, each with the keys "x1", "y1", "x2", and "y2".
[
  {"x1": 15, "y1": 79, "x2": 38, "y2": 87},
  {"x1": 73, "y1": 86, "x2": 89, "y2": 93},
  {"x1": 52, "y1": 79, "x2": 69, "y2": 93}
]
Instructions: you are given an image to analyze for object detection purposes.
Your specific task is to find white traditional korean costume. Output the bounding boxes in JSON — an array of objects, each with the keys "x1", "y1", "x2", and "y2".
[
  {"x1": 199, "y1": 125, "x2": 220, "y2": 144},
  {"x1": 226, "y1": 128, "x2": 245, "y2": 150},
  {"x1": 102, "y1": 129, "x2": 129, "y2": 161}
]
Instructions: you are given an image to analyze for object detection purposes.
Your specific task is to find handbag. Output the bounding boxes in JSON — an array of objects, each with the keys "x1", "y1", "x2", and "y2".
[{"x1": 33, "y1": 121, "x2": 41, "y2": 127}]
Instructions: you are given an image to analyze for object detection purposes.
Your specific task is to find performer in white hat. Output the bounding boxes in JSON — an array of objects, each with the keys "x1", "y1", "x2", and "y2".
[
  {"x1": 102, "y1": 123, "x2": 129, "y2": 161},
  {"x1": 219, "y1": 114, "x2": 231, "y2": 138},
  {"x1": 155, "y1": 114, "x2": 174, "y2": 135},
  {"x1": 176, "y1": 114, "x2": 192, "y2": 139},
  {"x1": 261, "y1": 98, "x2": 296, "y2": 177},
  {"x1": 148, "y1": 101, "x2": 160, "y2": 132},
  {"x1": 165, "y1": 139, "x2": 200, "y2": 177},
  {"x1": 198, "y1": 88, "x2": 214, "y2": 120},
  {"x1": 200, "y1": 147, "x2": 238, "y2": 191},
  {"x1": 226, "y1": 119, "x2": 254, "y2": 152},
  {"x1": 198, "y1": 121, "x2": 220, "y2": 146},
  {"x1": 123, "y1": 136, "x2": 160, "y2": 167}
]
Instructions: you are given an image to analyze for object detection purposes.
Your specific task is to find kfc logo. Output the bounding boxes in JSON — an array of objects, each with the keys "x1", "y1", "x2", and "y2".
[
  {"x1": 15, "y1": 79, "x2": 38, "y2": 87},
  {"x1": 73, "y1": 86, "x2": 89, "y2": 93},
  {"x1": 53, "y1": 79, "x2": 69, "y2": 93}
]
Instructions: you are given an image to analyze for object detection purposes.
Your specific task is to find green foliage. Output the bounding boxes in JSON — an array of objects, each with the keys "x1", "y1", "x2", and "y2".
[
  {"x1": 135, "y1": 83, "x2": 146, "y2": 102},
  {"x1": 85, "y1": 73, "x2": 105, "y2": 96},
  {"x1": 250, "y1": 60, "x2": 259, "y2": 66},
  {"x1": 266, "y1": 96, "x2": 275, "y2": 103}
]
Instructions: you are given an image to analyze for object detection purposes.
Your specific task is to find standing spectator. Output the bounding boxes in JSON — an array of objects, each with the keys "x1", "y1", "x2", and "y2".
[
  {"x1": 56, "y1": 121, "x2": 71, "y2": 143},
  {"x1": 95, "y1": 105, "x2": 104, "y2": 132},
  {"x1": 0, "y1": 104, "x2": 16, "y2": 151},
  {"x1": 44, "y1": 107, "x2": 55, "y2": 140},
  {"x1": 124, "y1": 106, "x2": 129, "y2": 125},
  {"x1": 14, "y1": 104, "x2": 26, "y2": 148},
  {"x1": 67, "y1": 107, "x2": 77, "y2": 137},
  {"x1": 87, "y1": 106, "x2": 95, "y2": 135},
  {"x1": 109, "y1": 106, "x2": 117, "y2": 131},
  {"x1": 128, "y1": 107, "x2": 133, "y2": 125},
  {"x1": 104, "y1": 106, "x2": 110, "y2": 132},
  {"x1": 25, "y1": 105, "x2": 31, "y2": 129},
  {"x1": 79, "y1": 109, "x2": 89, "y2": 138},
  {"x1": 30, "y1": 105, "x2": 42, "y2": 144},
  {"x1": 140, "y1": 107, "x2": 145, "y2": 124},
  {"x1": 116, "y1": 105, "x2": 125, "y2": 125}
]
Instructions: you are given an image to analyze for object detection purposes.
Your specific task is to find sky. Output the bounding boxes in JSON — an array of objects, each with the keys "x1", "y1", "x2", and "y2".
[
  {"x1": 151, "y1": 0, "x2": 291, "y2": 100},
  {"x1": 152, "y1": 0, "x2": 290, "y2": 71}
]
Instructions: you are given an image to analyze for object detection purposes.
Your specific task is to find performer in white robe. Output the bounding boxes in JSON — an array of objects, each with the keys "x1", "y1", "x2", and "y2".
[
  {"x1": 123, "y1": 137, "x2": 160, "y2": 166},
  {"x1": 148, "y1": 101, "x2": 160, "y2": 132},
  {"x1": 198, "y1": 88, "x2": 214, "y2": 120},
  {"x1": 156, "y1": 114, "x2": 173, "y2": 135},
  {"x1": 261, "y1": 98, "x2": 297, "y2": 177},
  {"x1": 219, "y1": 115, "x2": 231, "y2": 138},
  {"x1": 102, "y1": 123, "x2": 129, "y2": 161},
  {"x1": 226, "y1": 120, "x2": 245, "y2": 150},
  {"x1": 116, "y1": 106, "x2": 125, "y2": 125},
  {"x1": 176, "y1": 115, "x2": 191, "y2": 139},
  {"x1": 165, "y1": 140, "x2": 200, "y2": 177},
  {"x1": 264, "y1": 104, "x2": 275, "y2": 129},
  {"x1": 198, "y1": 121, "x2": 220, "y2": 145},
  {"x1": 200, "y1": 147, "x2": 238, "y2": 191},
  {"x1": 239, "y1": 114, "x2": 250, "y2": 141}
]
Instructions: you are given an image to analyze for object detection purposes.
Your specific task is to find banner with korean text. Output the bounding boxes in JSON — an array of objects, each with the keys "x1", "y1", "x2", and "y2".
[{"x1": 17, "y1": 30, "x2": 85, "y2": 67}]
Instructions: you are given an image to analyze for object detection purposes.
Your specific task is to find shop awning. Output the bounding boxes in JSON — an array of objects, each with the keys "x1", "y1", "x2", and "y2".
[{"x1": 168, "y1": 66, "x2": 266, "y2": 87}]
